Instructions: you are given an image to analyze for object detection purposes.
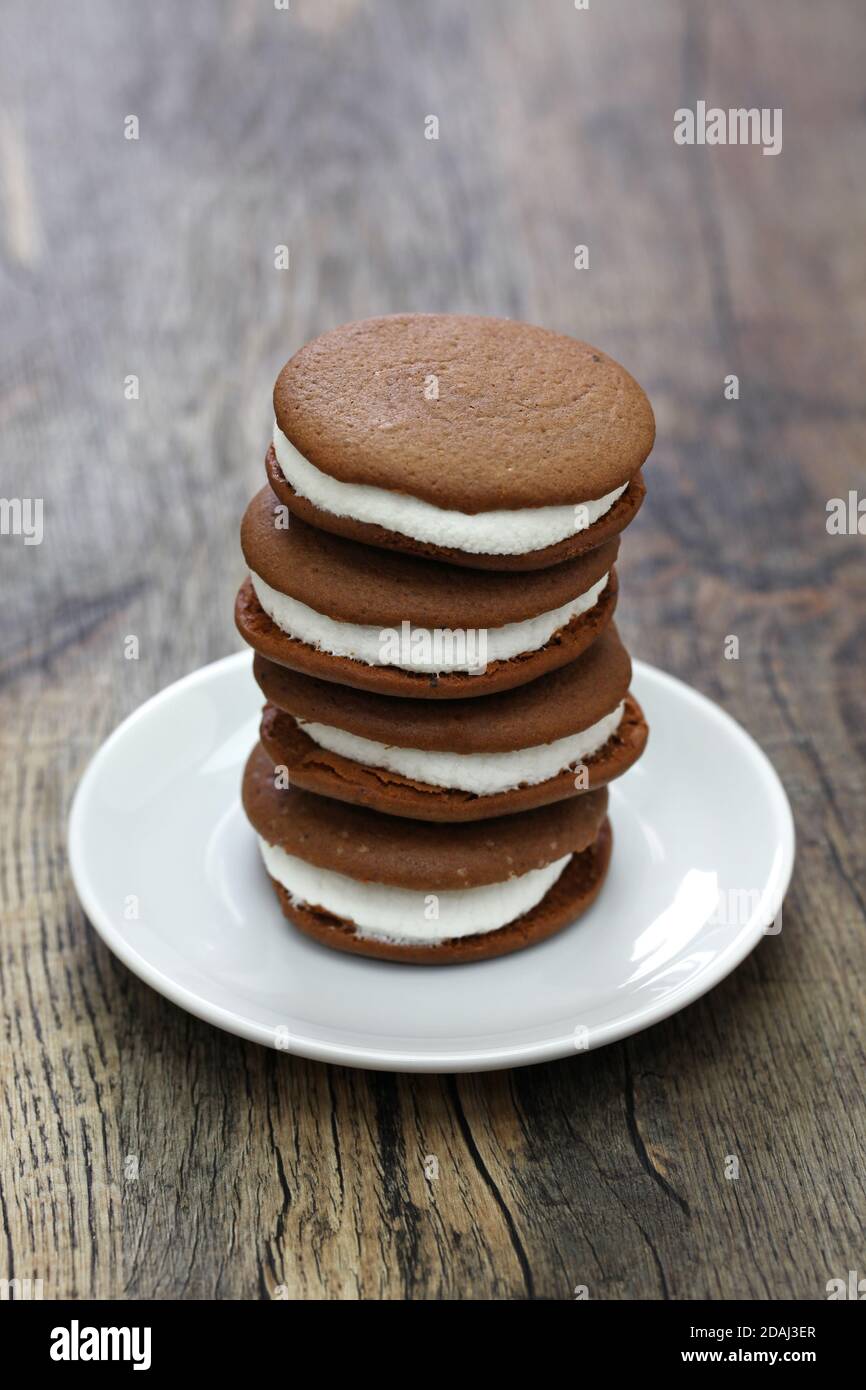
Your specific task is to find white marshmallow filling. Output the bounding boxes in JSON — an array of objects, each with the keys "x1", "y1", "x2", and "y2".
[
  {"x1": 249, "y1": 569, "x2": 610, "y2": 675},
  {"x1": 273, "y1": 422, "x2": 628, "y2": 556},
  {"x1": 295, "y1": 701, "x2": 625, "y2": 796},
  {"x1": 259, "y1": 838, "x2": 573, "y2": 944}
]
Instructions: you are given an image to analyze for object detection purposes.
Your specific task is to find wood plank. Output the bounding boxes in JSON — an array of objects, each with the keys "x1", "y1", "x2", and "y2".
[{"x1": 1, "y1": 0, "x2": 863, "y2": 1300}]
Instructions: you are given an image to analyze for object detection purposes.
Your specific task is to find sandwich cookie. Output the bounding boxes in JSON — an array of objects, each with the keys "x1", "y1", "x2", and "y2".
[
  {"x1": 236, "y1": 486, "x2": 619, "y2": 698},
  {"x1": 267, "y1": 314, "x2": 654, "y2": 571},
  {"x1": 242, "y1": 742, "x2": 611, "y2": 963},
  {"x1": 254, "y1": 624, "x2": 648, "y2": 822}
]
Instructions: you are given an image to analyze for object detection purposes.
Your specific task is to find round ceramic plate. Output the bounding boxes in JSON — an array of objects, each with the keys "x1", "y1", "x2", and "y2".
[{"x1": 68, "y1": 652, "x2": 794, "y2": 1072}]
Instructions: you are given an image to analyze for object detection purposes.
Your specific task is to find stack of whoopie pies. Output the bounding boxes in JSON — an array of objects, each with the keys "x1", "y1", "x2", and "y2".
[{"x1": 236, "y1": 315, "x2": 653, "y2": 964}]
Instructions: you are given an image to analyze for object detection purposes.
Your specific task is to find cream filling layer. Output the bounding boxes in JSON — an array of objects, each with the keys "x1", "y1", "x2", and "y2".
[
  {"x1": 296, "y1": 701, "x2": 625, "y2": 795},
  {"x1": 259, "y1": 838, "x2": 573, "y2": 944},
  {"x1": 249, "y1": 570, "x2": 609, "y2": 674},
  {"x1": 273, "y1": 423, "x2": 627, "y2": 555}
]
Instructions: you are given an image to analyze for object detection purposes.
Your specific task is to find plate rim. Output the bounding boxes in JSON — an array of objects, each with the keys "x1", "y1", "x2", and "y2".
[{"x1": 68, "y1": 651, "x2": 796, "y2": 1072}]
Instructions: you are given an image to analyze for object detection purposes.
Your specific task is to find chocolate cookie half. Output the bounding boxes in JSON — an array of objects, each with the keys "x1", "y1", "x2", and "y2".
[
  {"x1": 254, "y1": 624, "x2": 648, "y2": 821},
  {"x1": 243, "y1": 742, "x2": 612, "y2": 964},
  {"x1": 236, "y1": 486, "x2": 619, "y2": 699},
  {"x1": 268, "y1": 315, "x2": 653, "y2": 571}
]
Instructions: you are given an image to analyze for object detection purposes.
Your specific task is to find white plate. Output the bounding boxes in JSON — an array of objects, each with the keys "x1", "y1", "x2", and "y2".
[{"x1": 68, "y1": 653, "x2": 795, "y2": 1072}]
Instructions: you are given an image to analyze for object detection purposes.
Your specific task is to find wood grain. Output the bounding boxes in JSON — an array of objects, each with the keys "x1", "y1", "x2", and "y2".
[{"x1": 1, "y1": 0, "x2": 864, "y2": 1300}]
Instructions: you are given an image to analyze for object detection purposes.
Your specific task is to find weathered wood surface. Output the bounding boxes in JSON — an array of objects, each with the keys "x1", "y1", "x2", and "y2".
[{"x1": 1, "y1": 0, "x2": 864, "y2": 1300}]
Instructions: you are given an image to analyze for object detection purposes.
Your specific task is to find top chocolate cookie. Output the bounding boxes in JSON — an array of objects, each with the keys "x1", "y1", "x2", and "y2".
[{"x1": 268, "y1": 314, "x2": 654, "y2": 571}]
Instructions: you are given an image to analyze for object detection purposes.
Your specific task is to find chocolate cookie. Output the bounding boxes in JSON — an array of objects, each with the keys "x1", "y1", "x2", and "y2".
[
  {"x1": 242, "y1": 741, "x2": 611, "y2": 963},
  {"x1": 268, "y1": 315, "x2": 653, "y2": 571},
  {"x1": 236, "y1": 487, "x2": 619, "y2": 698},
  {"x1": 273, "y1": 827, "x2": 612, "y2": 964},
  {"x1": 253, "y1": 624, "x2": 648, "y2": 821}
]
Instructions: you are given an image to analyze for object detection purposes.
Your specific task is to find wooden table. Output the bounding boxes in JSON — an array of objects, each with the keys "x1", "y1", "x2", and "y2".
[{"x1": 2, "y1": 0, "x2": 864, "y2": 1301}]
